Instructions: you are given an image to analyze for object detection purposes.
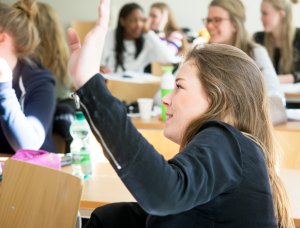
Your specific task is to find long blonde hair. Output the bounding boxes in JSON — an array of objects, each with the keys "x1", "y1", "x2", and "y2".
[
  {"x1": 181, "y1": 44, "x2": 294, "y2": 228},
  {"x1": 209, "y1": 0, "x2": 255, "y2": 57},
  {"x1": 32, "y1": 2, "x2": 70, "y2": 87},
  {"x1": 262, "y1": 0, "x2": 298, "y2": 74},
  {"x1": 150, "y1": 2, "x2": 188, "y2": 55},
  {"x1": 0, "y1": 0, "x2": 39, "y2": 58}
]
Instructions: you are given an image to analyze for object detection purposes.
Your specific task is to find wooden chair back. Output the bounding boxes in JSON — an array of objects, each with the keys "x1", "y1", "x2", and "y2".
[
  {"x1": 71, "y1": 20, "x2": 95, "y2": 42},
  {"x1": 0, "y1": 159, "x2": 82, "y2": 228},
  {"x1": 106, "y1": 80, "x2": 160, "y2": 103}
]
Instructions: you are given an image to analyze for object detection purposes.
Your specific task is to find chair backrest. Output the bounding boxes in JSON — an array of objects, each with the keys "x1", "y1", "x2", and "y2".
[
  {"x1": 71, "y1": 20, "x2": 95, "y2": 42},
  {"x1": 0, "y1": 159, "x2": 82, "y2": 228},
  {"x1": 106, "y1": 80, "x2": 160, "y2": 103},
  {"x1": 151, "y1": 62, "x2": 174, "y2": 76}
]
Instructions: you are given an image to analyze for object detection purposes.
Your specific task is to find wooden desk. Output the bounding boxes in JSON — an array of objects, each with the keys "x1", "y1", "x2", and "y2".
[
  {"x1": 62, "y1": 162, "x2": 135, "y2": 218},
  {"x1": 131, "y1": 116, "x2": 164, "y2": 129},
  {"x1": 62, "y1": 161, "x2": 300, "y2": 224},
  {"x1": 1, "y1": 151, "x2": 300, "y2": 225},
  {"x1": 274, "y1": 121, "x2": 300, "y2": 169},
  {"x1": 132, "y1": 117, "x2": 300, "y2": 169},
  {"x1": 280, "y1": 169, "x2": 300, "y2": 227}
]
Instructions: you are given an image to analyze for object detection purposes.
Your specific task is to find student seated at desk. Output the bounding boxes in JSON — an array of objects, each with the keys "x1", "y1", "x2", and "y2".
[
  {"x1": 149, "y1": 2, "x2": 188, "y2": 56},
  {"x1": 254, "y1": 0, "x2": 300, "y2": 84},
  {"x1": 66, "y1": 1, "x2": 294, "y2": 227},
  {"x1": 100, "y1": 3, "x2": 180, "y2": 74},
  {"x1": 32, "y1": 2, "x2": 76, "y2": 153},
  {"x1": 0, "y1": 0, "x2": 56, "y2": 154},
  {"x1": 204, "y1": 0, "x2": 284, "y2": 103},
  {"x1": 205, "y1": 0, "x2": 287, "y2": 124}
]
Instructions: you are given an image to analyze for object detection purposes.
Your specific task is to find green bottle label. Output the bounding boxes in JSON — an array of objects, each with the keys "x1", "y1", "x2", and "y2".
[{"x1": 161, "y1": 88, "x2": 173, "y2": 121}]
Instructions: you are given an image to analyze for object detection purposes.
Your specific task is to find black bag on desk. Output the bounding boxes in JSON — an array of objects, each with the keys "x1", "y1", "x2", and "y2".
[{"x1": 269, "y1": 96, "x2": 287, "y2": 125}]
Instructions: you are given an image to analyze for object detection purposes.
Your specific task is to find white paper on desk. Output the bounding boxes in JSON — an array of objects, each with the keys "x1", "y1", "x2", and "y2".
[
  {"x1": 280, "y1": 83, "x2": 300, "y2": 93},
  {"x1": 103, "y1": 71, "x2": 161, "y2": 83},
  {"x1": 286, "y1": 109, "x2": 300, "y2": 120}
]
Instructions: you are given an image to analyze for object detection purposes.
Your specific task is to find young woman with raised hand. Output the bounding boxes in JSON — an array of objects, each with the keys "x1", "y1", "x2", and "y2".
[
  {"x1": 66, "y1": 0, "x2": 294, "y2": 227},
  {"x1": 100, "y1": 2, "x2": 180, "y2": 74},
  {"x1": 254, "y1": 0, "x2": 300, "y2": 84},
  {"x1": 0, "y1": 0, "x2": 55, "y2": 154}
]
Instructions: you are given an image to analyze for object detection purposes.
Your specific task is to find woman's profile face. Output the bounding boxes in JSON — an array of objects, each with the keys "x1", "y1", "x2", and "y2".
[
  {"x1": 121, "y1": 9, "x2": 145, "y2": 40},
  {"x1": 206, "y1": 6, "x2": 236, "y2": 45},
  {"x1": 161, "y1": 61, "x2": 210, "y2": 144},
  {"x1": 260, "y1": 1, "x2": 283, "y2": 33},
  {"x1": 149, "y1": 7, "x2": 163, "y2": 31}
]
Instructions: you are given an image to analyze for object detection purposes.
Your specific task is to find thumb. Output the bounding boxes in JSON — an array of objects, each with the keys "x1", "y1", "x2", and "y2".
[{"x1": 67, "y1": 28, "x2": 81, "y2": 53}]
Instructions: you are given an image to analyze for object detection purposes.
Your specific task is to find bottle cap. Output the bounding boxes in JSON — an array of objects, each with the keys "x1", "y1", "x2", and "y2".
[
  {"x1": 162, "y1": 65, "x2": 174, "y2": 74},
  {"x1": 75, "y1": 111, "x2": 85, "y2": 120}
]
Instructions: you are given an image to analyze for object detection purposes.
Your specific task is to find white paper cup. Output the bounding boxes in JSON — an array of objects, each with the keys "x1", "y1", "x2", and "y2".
[{"x1": 138, "y1": 98, "x2": 153, "y2": 120}]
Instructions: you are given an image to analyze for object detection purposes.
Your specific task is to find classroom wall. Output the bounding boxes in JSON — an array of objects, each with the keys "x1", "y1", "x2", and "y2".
[{"x1": 3, "y1": 0, "x2": 300, "y2": 35}]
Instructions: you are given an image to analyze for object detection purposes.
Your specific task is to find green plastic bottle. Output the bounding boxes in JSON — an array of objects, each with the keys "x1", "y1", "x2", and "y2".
[
  {"x1": 70, "y1": 111, "x2": 92, "y2": 180},
  {"x1": 161, "y1": 66, "x2": 175, "y2": 121}
]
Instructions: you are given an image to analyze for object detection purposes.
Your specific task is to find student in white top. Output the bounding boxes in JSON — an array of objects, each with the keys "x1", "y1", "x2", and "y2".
[
  {"x1": 149, "y1": 2, "x2": 188, "y2": 56},
  {"x1": 100, "y1": 3, "x2": 180, "y2": 74}
]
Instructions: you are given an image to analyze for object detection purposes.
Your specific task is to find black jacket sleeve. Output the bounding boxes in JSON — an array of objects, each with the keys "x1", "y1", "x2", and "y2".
[{"x1": 76, "y1": 74, "x2": 243, "y2": 216}]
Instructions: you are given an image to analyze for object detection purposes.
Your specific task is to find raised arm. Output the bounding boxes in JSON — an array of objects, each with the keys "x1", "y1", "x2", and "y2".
[{"x1": 68, "y1": 0, "x2": 110, "y2": 89}]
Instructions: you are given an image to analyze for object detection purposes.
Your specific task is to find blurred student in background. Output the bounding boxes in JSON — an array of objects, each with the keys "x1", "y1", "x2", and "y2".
[
  {"x1": 254, "y1": 0, "x2": 300, "y2": 84},
  {"x1": 33, "y1": 2, "x2": 75, "y2": 153},
  {"x1": 0, "y1": 0, "x2": 55, "y2": 154},
  {"x1": 100, "y1": 2, "x2": 180, "y2": 74},
  {"x1": 204, "y1": 0, "x2": 284, "y2": 103},
  {"x1": 149, "y1": 2, "x2": 188, "y2": 56}
]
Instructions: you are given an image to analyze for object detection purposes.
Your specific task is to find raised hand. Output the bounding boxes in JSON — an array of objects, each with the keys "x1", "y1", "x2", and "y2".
[
  {"x1": 0, "y1": 57, "x2": 12, "y2": 83},
  {"x1": 67, "y1": 0, "x2": 110, "y2": 89}
]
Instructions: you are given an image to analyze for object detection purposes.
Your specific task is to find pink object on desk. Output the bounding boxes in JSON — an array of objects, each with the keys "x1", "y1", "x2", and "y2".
[{"x1": 11, "y1": 149, "x2": 61, "y2": 170}]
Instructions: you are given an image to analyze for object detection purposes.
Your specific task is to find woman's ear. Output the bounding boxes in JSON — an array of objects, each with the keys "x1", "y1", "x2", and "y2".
[
  {"x1": 0, "y1": 32, "x2": 10, "y2": 45},
  {"x1": 0, "y1": 32, "x2": 5, "y2": 43},
  {"x1": 279, "y1": 9, "x2": 286, "y2": 18}
]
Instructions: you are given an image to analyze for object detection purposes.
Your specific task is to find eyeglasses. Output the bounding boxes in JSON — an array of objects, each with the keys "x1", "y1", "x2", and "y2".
[{"x1": 202, "y1": 17, "x2": 230, "y2": 26}]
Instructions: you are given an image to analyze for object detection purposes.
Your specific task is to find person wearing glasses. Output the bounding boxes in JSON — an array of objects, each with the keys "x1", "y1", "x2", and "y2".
[
  {"x1": 203, "y1": 0, "x2": 284, "y2": 104},
  {"x1": 254, "y1": 0, "x2": 300, "y2": 84}
]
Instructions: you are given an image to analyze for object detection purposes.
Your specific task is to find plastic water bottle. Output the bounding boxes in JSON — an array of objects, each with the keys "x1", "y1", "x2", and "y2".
[
  {"x1": 70, "y1": 111, "x2": 92, "y2": 180},
  {"x1": 161, "y1": 66, "x2": 175, "y2": 121}
]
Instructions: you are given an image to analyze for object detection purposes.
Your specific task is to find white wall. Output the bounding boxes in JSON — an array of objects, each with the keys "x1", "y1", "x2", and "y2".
[{"x1": 3, "y1": 0, "x2": 300, "y2": 35}]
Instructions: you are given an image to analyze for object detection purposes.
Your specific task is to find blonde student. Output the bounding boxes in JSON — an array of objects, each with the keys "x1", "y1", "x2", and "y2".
[
  {"x1": 254, "y1": 0, "x2": 300, "y2": 84},
  {"x1": 0, "y1": 0, "x2": 55, "y2": 153}
]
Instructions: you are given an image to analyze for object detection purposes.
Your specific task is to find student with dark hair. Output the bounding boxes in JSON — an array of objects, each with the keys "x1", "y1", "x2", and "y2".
[
  {"x1": 100, "y1": 2, "x2": 179, "y2": 74},
  {"x1": 64, "y1": 0, "x2": 294, "y2": 227}
]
